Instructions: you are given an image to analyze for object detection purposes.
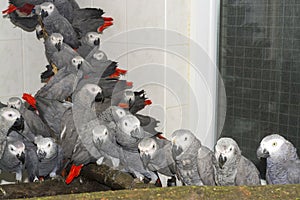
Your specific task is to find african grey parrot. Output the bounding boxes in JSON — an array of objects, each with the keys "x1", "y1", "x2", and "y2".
[
  {"x1": 2, "y1": 0, "x2": 49, "y2": 32},
  {"x1": 0, "y1": 107, "x2": 24, "y2": 159},
  {"x1": 77, "y1": 32, "x2": 101, "y2": 58},
  {"x1": 39, "y1": 2, "x2": 80, "y2": 49},
  {"x1": 92, "y1": 124, "x2": 122, "y2": 168},
  {"x1": 0, "y1": 136, "x2": 25, "y2": 182},
  {"x1": 138, "y1": 137, "x2": 177, "y2": 187},
  {"x1": 213, "y1": 137, "x2": 260, "y2": 186},
  {"x1": 60, "y1": 83, "x2": 105, "y2": 184},
  {"x1": 35, "y1": 55, "x2": 83, "y2": 102},
  {"x1": 7, "y1": 97, "x2": 55, "y2": 139},
  {"x1": 32, "y1": 135, "x2": 63, "y2": 180},
  {"x1": 44, "y1": 32, "x2": 79, "y2": 71},
  {"x1": 257, "y1": 134, "x2": 300, "y2": 184},
  {"x1": 114, "y1": 114, "x2": 154, "y2": 151},
  {"x1": 171, "y1": 129, "x2": 215, "y2": 186},
  {"x1": 85, "y1": 49, "x2": 127, "y2": 79},
  {"x1": 50, "y1": 0, "x2": 113, "y2": 37}
]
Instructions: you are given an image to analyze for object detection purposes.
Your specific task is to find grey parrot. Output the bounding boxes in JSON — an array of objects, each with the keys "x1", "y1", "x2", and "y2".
[
  {"x1": 7, "y1": 97, "x2": 55, "y2": 139},
  {"x1": 33, "y1": 135, "x2": 63, "y2": 180},
  {"x1": 60, "y1": 83, "x2": 105, "y2": 184},
  {"x1": 44, "y1": 33, "x2": 79, "y2": 70},
  {"x1": 35, "y1": 55, "x2": 83, "y2": 102},
  {"x1": 0, "y1": 136, "x2": 25, "y2": 182},
  {"x1": 171, "y1": 129, "x2": 215, "y2": 186},
  {"x1": 2, "y1": 0, "x2": 48, "y2": 32},
  {"x1": 257, "y1": 134, "x2": 300, "y2": 184},
  {"x1": 39, "y1": 2, "x2": 80, "y2": 49},
  {"x1": 50, "y1": 0, "x2": 113, "y2": 37},
  {"x1": 114, "y1": 114, "x2": 154, "y2": 151},
  {"x1": 85, "y1": 49, "x2": 126, "y2": 79},
  {"x1": 77, "y1": 32, "x2": 101, "y2": 58},
  {"x1": 92, "y1": 124, "x2": 122, "y2": 168},
  {"x1": 213, "y1": 137, "x2": 260, "y2": 186},
  {"x1": 0, "y1": 107, "x2": 24, "y2": 159},
  {"x1": 138, "y1": 137, "x2": 177, "y2": 187}
]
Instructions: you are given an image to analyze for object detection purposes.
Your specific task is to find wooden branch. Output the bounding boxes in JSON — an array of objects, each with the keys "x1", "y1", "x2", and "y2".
[{"x1": 0, "y1": 164, "x2": 155, "y2": 199}]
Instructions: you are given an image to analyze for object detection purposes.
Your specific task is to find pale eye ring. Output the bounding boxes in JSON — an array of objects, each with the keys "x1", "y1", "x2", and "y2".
[{"x1": 272, "y1": 142, "x2": 277, "y2": 147}]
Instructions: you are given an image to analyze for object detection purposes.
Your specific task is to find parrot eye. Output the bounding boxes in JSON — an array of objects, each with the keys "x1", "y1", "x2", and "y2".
[
  {"x1": 152, "y1": 144, "x2": 155, "y2": 149},
  {"x1": 50, "y1": 6, "x2": 53, "y2": 9},
  {"x1": 8, "y1": 113, "x2": 13, "y2": 117},
  {"x1": 105, "y1": 131, "x2": 108, "y2": 136},
  {"x1": 124, "y1": 122, "x2": 128, "y2": 126},
  {"x1": 184, "y1": 137, "x2": 187, "y2": 141},
  {"x1": 18, "y1": 102, "x2": 21, "y2": 105},
  {"x1": 48, "y1": 143, "x2": 51, "y2": 147},
  {"x1": 229, "y1": 147, "x2": 233, "y2": 151},
  {"x1": 10, "y1": 147, "x2": 14, "y2": 151},
  {"x1": 272, "y1": 142, "x2": 277, "y2": 147}
]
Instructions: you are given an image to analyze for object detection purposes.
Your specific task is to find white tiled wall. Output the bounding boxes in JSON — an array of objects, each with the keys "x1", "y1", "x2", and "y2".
[{"x1": 0, "y1": 0, "x2": 219, "y2": 148}]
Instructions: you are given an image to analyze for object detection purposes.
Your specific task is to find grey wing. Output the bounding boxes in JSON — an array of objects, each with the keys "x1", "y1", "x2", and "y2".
[
  {"x1": 24, "y1": 143, "x2": 39, "y2": 182},
  {"x1": 53, "y1": 18, "x2": 80, "y2": 49},
  {"x1": 22, "y1": 109, "x2": 56, "y2": 138},
  {"x1": 236, "y1": 156, "x2": 261, "y2": 186},
  {"x1": 197, "y1": 146, "x2": 215, "y2": 185},
  {"x1": 135, "y1": 114, "x2": 160, "y2": 136},
  {"x1": 35, "y1": 97, "x2": 67, "y2": 134},
  {"x1": 286, "y1": 160, "x2": 300, "y2": 184}
]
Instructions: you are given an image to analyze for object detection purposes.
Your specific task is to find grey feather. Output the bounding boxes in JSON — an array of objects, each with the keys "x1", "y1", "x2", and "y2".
[{"x1": 213, "y1": 137, "x2": 260, "y2": 186}]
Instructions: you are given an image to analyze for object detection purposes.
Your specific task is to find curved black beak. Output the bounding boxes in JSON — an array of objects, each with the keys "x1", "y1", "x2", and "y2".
[
  {"x1": 95, "y1": 92, "x2": 104, "y2": 103},
  {"x1": 218, "y1": 154, "x2": 227, "y2": 169},
  {"x1": 257, "y1": 146, "x2": 270, "y2": 159},
  {"x1": 55, "y1": 42, "x2": 62, "y2": 51},
  {"x1": 17, "y1": 152, "x2": 25, "y2": 164},
  {"x1": 40, "y1": 9, "x2": 48, "y2": 19},
  {"x1": 37, "y1": 150, "x2": 46, "y2": 161},
  {"x1": 94, "y1": 38, "x2": 100, "y2": 46},
  {"x1": 77, "y1": 62, "x2": 82, "y2": 70}
]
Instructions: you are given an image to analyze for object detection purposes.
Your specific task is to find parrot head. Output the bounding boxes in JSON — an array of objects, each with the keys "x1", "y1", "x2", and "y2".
[
  {"x1": 84, "y1": 83, "x2": 103, "y2": 103},
  {"x1": 0, "y1": 107, "x2": 24, "y2": 134},
  {"x1": 49, "y1": 33, "x2": 64, "y2": 51},
  {"x1": 118, "y1": 115, "x2": 142, "y2": 139},
  {"x1": 85, "y1": 32, "x2": 101, "y2": 46},
  {"x1": 214, "y1": 137, "x2": 240, "y2": 169},
  {"x1": 92, "y1": 125, "x2": 109, "y2": 147},
  {"x1": 72, "y1": 56, "x2": 84, "y2": 70},
  {"x1": 171, "y1": 129, "x2": 196, "y2": 156},
  {"x1": 40, "y1": 2, "x2": 55, "y2": 19},
  {"x1": 7, "y1": 97, "x2": 23, "y2": 110},
  {"x1": 34, "y1": 136, "x2": 58, "y2": 160},
  {"x1": 110, "y1": 106, "x2": 127, "y2": 121},
  {"x1": 257, "y1": 134, "x2": 297, "y2": 161},
  {"x1": 7, "y1": 137, "x2": 26, "y2": 164},
  {"x1": 138, "y1": 137, "x2": 157, "y2": 160},
  {"x1": 122, "y1": 90, "x2": 135, "y2": 107}
]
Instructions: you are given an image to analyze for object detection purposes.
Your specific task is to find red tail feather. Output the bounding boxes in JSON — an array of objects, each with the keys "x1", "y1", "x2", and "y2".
[
  {"x1": 2, "y1": 4, "x2": 17, "y2": 15},
  {"x1": 109, "y1": 71, "x2": 120, "y2": 78},
  {"x1": 156, "y1": 133, "x2": 167, "y2": 140},
  {"x1": 22, "y1": 93, "x2": 37, "y2": 110},
  {"x1": 144, "y1": 99, "x2": 152, "y2": 105},
  {"x1": 115, "y1": 68, "x2": 127, "y2": 75},
  {"x1": 18, "y1": 3, "x2": 35, "y2": 15},
  {"x1": 97, "y1": 21, "x2": 113, "y2": 33},
  {"x1": 126, "y1": 81, "x2": 133, "y2": 87},
  {"x1": 65, "y1": 164, "x2": 83, "y2": 184},
  {"x1": 103, "y1": 17, "x2": 113, "y2": 21}
]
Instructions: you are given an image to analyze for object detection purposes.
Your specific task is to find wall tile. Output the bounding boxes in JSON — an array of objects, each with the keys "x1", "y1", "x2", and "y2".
[
  {"x1": 126, "y1": 0, "x2": 165, "y2": 30},
  {"x1": 0, "y1": 40, "x2": 24, "y2": 99},
  {"x1": 22, "y1": 39, "x2": 47, "y2": 95}
]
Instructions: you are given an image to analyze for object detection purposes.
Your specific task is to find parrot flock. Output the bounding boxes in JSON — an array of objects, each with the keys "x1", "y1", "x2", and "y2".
[{"x1": 0, "y1": 0, "x2": 299, "y2": 189}]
